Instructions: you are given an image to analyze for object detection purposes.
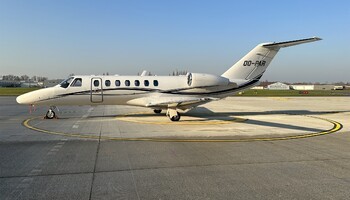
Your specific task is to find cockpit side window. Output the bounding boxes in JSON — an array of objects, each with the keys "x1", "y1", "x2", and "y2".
[
  {"x1": 71, "y1": 78, "x2": 82, "y2": 87},
  {"x1": 59, "y1": 77, "x2": 74, "y2": 88}
]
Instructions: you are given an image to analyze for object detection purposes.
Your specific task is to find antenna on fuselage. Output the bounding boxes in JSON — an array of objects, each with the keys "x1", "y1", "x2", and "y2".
[{"x1": 140, "y1": 70, "x2": 148, "y2": 76}]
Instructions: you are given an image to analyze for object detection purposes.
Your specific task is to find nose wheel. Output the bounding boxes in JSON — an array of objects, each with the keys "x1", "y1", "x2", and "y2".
[{"x1": 45, "y1": 106, "x2": 58, "y2": 119}]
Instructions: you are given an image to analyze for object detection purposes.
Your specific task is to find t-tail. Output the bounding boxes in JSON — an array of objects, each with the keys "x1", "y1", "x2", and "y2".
[{"x1": 221, "y1": 37, "x2": 322, "y2": 81}]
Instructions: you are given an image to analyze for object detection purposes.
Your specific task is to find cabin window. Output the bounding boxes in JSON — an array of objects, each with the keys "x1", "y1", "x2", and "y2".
[
  {"x1": 153, "y1": 80, "x2": 159, "y2": 86},
  {"x1": 71, "y1": 78, "x2": 82, "y2": 87},
  {"x1": 125, "y1": 80, "x2": 130, "y2": 86},
  {"x1": 115, "y1": 80, "x2": 120, "y2": 86},
  {"x1": 105, "y1": 80, "x2": 111, "y2": 87},
  {"x1": 93, "y1": 80, "x2": 99, "y2": 87},
  {"x1": 144, "y1": 80, "x2": 149, "y2": 87},
  {"x1": 59, "y1": 77, "x2": 74, "y2": 88},
  {"x1": 135, "y1": 80, "x2": 140, "y2": 86}
]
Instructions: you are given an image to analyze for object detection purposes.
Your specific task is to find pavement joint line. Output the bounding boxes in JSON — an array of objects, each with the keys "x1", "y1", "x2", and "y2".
[
  {"x1": 124, "y1": 141, "x2": 141, "y2": 200},
  {"x1": 30, "y1": 169, "x2": 42, "y2": 173},
  {"x1": 22, "y1": 114, "x2": 343, "y2": 142},
  {"x1": 88, "y1": 109, "x2": 103, "y2": 200},
  {"x1": 1, "y1": 156, "x2": 350, "y2": 180}
]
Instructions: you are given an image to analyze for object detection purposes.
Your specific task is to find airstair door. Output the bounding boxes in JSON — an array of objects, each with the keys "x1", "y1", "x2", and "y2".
[{"x1": 90, "y1": 78, "x2": 103, "y2": 103}]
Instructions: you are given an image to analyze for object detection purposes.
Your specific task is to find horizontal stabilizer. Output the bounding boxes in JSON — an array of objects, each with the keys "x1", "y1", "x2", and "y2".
[{"x1": 263, "y1": 37, "x2": 322, "y2": 48}]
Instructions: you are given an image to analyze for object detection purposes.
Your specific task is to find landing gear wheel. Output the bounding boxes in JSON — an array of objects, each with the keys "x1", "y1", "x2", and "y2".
[
  {"x1": 170, "y1": 112, "x2": 181, "y2": 121},
  {"x1": 45, "y1": 109, "x2": 56, "y2": 119},
  {"x1": 154, "y1": 109, "x2": 162, "y2": 114},
  {"x1": 167, "y1": 108, "x2": 181, "y2": 122}
]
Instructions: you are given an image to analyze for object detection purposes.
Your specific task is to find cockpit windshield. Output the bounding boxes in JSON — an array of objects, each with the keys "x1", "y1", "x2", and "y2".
[{"x1": 59, "y1": 77, "x2": 74, "y2": 88}]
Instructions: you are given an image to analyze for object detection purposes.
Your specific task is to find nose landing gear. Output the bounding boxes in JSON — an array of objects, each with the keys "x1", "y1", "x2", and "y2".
[{"x1": 45, "y1": 106, "x2": 58, "y2": 119}]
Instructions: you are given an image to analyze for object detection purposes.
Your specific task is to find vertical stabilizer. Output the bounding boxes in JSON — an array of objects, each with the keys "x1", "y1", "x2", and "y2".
[{"x1": 221, "y1": 37, "x2": 322, "y2": 81}]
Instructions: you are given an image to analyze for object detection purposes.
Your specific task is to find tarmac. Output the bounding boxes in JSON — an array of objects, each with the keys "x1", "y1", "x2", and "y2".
[{"x1": 0, "y1": 96, "x2": 349, "y2": 199}]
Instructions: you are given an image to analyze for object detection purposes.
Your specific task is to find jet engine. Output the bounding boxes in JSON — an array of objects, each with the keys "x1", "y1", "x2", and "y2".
[{"x1": 187, "y1": 73, "x2": 229, "y2": 87}]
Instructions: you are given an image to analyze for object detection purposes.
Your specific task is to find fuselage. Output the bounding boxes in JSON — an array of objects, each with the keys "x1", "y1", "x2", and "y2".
[{"x1": 16, "y1": 73, "x2": 253, "y2": 107}]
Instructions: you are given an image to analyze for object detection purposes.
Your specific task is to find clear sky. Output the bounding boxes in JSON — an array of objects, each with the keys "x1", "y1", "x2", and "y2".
[{"x1": 0, "y1": 0, "x2": 349, "y2": 82}]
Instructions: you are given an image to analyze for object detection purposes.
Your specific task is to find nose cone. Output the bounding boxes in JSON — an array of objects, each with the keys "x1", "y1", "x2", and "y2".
[
  {"x1": 16, "y1": 88, "x2": 55, "y2": 105},
  {"x1": 16, "y1": 93, "x2": 33, "y2": 105}
]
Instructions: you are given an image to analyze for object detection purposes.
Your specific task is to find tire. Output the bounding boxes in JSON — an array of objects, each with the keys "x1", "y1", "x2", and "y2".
[
  {"x1": 170, "y1": 112, "x2": 181, "y2": 121},
  {"x1": 154, "y1": 109, "x2": 162, "y2": 114},
  {"x1": 46, "y1": 110, "x2": 55, "y2": 119}
]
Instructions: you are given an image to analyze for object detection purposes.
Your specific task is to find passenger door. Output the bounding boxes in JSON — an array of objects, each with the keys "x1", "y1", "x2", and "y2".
[{"x1": 90, "y1": 78, "x2": 103, "y2": 103}]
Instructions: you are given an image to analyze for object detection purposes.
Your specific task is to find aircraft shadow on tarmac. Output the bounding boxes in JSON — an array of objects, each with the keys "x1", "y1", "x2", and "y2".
[
  {"x1": 80, "y1": 107, "x2": 348, "y2": 133},
  {"x1": 186, "y1": 107, "x2": 338, "y2": 132},
  {"x1": 187, "y1": 107, "x2": 347, "y2": 116}
]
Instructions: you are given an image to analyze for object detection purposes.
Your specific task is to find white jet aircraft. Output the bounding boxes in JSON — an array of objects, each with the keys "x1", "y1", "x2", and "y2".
[{"x1": 17, "y1": 37, "x2": 321, "y2": 121}]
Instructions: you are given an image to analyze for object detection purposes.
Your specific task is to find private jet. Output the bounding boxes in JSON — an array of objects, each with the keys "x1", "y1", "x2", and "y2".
[{"x1": 17, "y1": 37, "x2": 321, "y2": 121}]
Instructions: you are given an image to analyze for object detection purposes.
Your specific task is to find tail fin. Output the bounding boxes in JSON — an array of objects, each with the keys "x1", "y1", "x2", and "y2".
[{"x1": 221, "y1": 37, "x2": 322, "y2": 81}]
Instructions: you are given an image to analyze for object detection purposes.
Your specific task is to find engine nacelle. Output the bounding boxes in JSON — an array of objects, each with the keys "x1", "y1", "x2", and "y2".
[{"x1": 187, "y1": 73, "x2": 229, "y2": 87}]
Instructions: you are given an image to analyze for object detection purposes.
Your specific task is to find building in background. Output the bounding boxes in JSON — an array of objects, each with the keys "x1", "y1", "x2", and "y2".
[
  {"x1": 334, "y1": 85, "x2": 344, "y2": 90},
  {"x1": 290, "y1": 85, "x2": 314, "y2": 90},
  {"x1": 251, "y1": 86, "x2": 264, "y2": 90},
  {"x1": 0, "y1": 80, "x2": 21, "y2": 87},
  {"x1": 267, "y1": 82, "x2": 290, "y2": 90},
  {"x1": 290, "y1": 84, "x2": 335, "y2": 90},
  {"x1": 314, "y1": 85, "x2": 335, "y2": 90},
  {"x1": 43, "y1": 79, "x2": 63, "y2": 88},
  {"x1": 19, "y1": 81, "x2": 41, "y2": 87}
]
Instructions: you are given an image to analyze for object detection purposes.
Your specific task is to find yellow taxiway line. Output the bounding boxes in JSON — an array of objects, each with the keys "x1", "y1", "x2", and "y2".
[
  {"x1": 23, "y1": 115, "x2": 343, "y2": 142},
  {"x1": 114, "y1": 112, "x2": 247, "y2": 125}
]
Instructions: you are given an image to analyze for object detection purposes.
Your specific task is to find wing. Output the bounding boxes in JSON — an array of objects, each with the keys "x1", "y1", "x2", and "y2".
[{"x1": 127, "y1": 96, "x2": 219, "y2": 110}]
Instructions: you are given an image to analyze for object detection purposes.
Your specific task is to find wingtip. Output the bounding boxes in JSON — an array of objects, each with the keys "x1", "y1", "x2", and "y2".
[{"x1": 313, "y1": 36, "x2": 322, "y2": 40}]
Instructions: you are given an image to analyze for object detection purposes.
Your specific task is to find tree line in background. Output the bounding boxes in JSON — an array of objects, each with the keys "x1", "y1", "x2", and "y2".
[
  {"x1": 1, "y1": 75, "x2": 48, "y2": 82},
  {"x1": 259, "y1": 80, "x2": 350, "y2": 86},
  {"x1": 170, "y1": 70, "x2": 188, "y2": 76}
]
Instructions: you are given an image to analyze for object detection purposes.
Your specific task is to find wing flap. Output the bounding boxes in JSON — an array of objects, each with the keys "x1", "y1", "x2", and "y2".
[{"x1": 146, "y1": 97, "x2": 218, "y2": 108}]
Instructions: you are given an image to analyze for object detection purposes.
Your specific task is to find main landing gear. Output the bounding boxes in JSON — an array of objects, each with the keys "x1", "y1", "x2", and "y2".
[
  {"x1": 45, "y1": 106, "x2": 58, "y2": 119},
  {"x1": 153, "y1": 108, "x2": 180, "y2": 121},
  {"x1": 153, "y1": 109, "x2": 162, "y2": 114},
  {"x1": 166, "y1": 108, "x2": 181, "y2": 121}
]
